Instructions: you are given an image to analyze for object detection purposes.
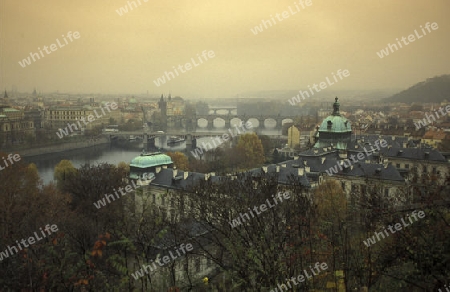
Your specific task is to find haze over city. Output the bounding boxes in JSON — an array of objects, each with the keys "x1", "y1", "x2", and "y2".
[{"x1": 1, "y1": 0, "x2": 450, "y2": 98}]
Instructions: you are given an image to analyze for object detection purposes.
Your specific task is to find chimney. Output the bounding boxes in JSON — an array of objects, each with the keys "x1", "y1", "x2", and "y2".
[
  {"x1": 294, "y1": 155, "x2": 299, "y2": 160},
  {"x1": 303, "y1": 160, "x2": 307, "y2": 166},
  {"x1": 403, "y1": 142, "x2": 407, "y2": 148},
  {"x1": 156, "y1": 167, "x2": 161, "y2": 173},
  {"x1": 205, "y1": 173, "x2": 209, "y2": 180},
  {"x1": 314, "y1": 149, "x2": 318, "y2": 154},
  {"x1": 281, "y1": 164, "x2": 286, "y2": 168},
  {"x1": 162, "y1": 165, "x2": 167, "y2": 169},
  {"x1": 305, "y1": 166, "x2": 310, "y2": 173},
  {"x1": 323, "y1": 147, "x2": 327, "y2": 152},
  {"x1": 183, "y1": 171, "x2": 189, "y2": 179},
  {"x1": 298, "y1": 168, "x2": 304, "y2": 176},
  {"x1": 262, "y1": 166, "x2": 268, "y2": 173},
  {"x1": 392, "y1": 136, "x2": 396, "y2": 141},
  {"x1": 210, "y1": 172, "x2": 215, "y2": 176},
  {"x1": 321, "y1": 157, "x2": 326, "y2": 164},
  {"x1": 350, "y1": 165, "x2": 353, "y2": 170},
  {"x1": 173, "y1": 169, "x2": 178, "y2": 178},
  {"x1": 276, "y1": 165, "x2": 280, "y2": 173},
  {"x1": 328, "y1": 146, "x2": 331, "y2": 151}
]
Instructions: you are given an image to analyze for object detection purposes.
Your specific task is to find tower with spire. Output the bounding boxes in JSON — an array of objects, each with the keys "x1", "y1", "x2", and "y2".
[{"x1": 158, "y1": 94, "x2": 168, "y2": 130}]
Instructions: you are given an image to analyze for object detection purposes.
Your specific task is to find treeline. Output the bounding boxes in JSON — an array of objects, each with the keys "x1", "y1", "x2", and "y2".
[{"x1": 0, "y1": 150, "x2": 449, "y2": 290}]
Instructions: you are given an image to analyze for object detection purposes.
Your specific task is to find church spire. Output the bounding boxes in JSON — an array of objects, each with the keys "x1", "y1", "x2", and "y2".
[
  {"x1": 3, "y1": 90, "x2": 7, "y2": 99},
  {"x1": 332, "y1": 97, "x2": 340, "y2": 116}
]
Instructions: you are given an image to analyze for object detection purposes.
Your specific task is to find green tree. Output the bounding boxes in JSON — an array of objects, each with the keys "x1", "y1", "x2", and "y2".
[{"x1": 54, "y1": 160, "x2": 77, "y2": 190}]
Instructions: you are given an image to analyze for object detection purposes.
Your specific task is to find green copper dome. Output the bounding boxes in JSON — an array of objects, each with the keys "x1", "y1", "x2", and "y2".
[
  {"x1": 130, "y1": 152, "x2": 172, "y2": 169},
  {"x1": 318, "y1": 115, "x2": 351, "y2": 133},
  {"x1": 318, "y1": 97, "x2": 351, "y2": 133}
]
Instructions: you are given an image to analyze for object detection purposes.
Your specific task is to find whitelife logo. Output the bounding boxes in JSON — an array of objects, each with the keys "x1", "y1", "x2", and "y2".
[
  {"x1": 229, "y1": 192, "x2": 290, "y2": 228},
  {"x1": 153, "y1": 50, "x2": 215, "y2": 87},
  {"x1": 0, "y1": 153, "x2": 21, "y2": 172},
  {"x1": 93, "y1": 180, "x2": 141, "y2": 209},
  {"x1": 325, "y1": 139, "x2": 388, "y2": 176},
  {"x1": 55, "y1": 102, "x2": 118, "y2": 139},
  {"x1": 414, "y1": 105, "x2": 450, "y2": 130},
  {"x1": 0, "y1": 224, "x2": 59, "y2": 262},
  {"x1": 288, "y1": 69, "x2": 350, "y2": 105},
  {"x1": 363, "y1": 210, "x2": 425, "y2": 247},
  {"x1": 18, "y1": 31, "x2": 81, "y2": 68},
  {"x1": 131, "y1": 243, "x2": 193, "y2": 280},
  {"x1": 270, "y1": 262, "x2": 328, "y2": 292},
  {"x1": 376, "y1": 22, "x2": 439, "y2": 59},
  {"x1": 116, "y1": 0, "x2": 149, "y2": 16},
  {"x1": 190, "y1": 121, "x2": 253, "y2": 159},
  {"x1": 250, "y1": 0, "x2": 312, "y2": 35}
]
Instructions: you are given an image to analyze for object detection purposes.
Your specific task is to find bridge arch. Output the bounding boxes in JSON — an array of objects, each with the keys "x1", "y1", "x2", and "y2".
[
  {"x1": 212, "y1": 117, "x2": 226, "y2": 128},
  {"x1": 264, "y1": 118, "x2": 277, "y2": 129},
  {"x1": 197, "y1": 118, "x2": 208, "y2": 129},
  {"x1": 246, "y1": 118, "x2": 259, "y2": 128}
]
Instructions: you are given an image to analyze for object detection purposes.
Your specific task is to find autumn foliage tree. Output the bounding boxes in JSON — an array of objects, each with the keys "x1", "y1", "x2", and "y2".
[
  {"x1": 235, "y1": 133, "x2": 265, "y2": 169},
  {"x1": 166, "y1": 151, "x2": 189, "y2": 171}
]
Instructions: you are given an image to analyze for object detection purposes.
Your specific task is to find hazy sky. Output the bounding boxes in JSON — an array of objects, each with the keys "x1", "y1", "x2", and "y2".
[{"x1": 1, "y1": 0, "x2": 449, "y2": 98}]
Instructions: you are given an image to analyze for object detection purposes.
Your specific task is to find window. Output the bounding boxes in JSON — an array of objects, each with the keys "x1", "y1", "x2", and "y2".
[
  {"x1": 152, "y1": 194, "x2": 156, "y2": 204},
  {"x1": 405, "y1": 164, "x2": 409, "y2": 169},
  {"x1": 423, "y1": 166, "x2": 427, "y2": 173},
  {"x1": 432, "y1": 167, "x2": 437, "y2": 174},
  {"x1": 396, "y1": 163, "x2": 400, "y2": 168},
  {"x1": 341, "y1": 182, "x2": 345, "y2": 190},
  {"x1": 161, "y1": 196, "x2": 165, "y2": 206},
  {"x1": 384, "y1": 188, "x2": 389, "y2": 196}
]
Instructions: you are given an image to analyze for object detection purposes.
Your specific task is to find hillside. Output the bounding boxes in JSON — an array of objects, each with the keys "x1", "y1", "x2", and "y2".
[{"x1": 385, "y1": 75, "x2": 450, "y2": 103}]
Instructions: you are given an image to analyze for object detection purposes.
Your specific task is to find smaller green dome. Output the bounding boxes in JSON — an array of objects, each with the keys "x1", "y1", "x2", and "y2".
[
  {"x1": 318, "y1": 115, "x2": 351, "y2": 133},
  {"x1": 130, "y1": 152, "x2": 172, "y2": 169}
]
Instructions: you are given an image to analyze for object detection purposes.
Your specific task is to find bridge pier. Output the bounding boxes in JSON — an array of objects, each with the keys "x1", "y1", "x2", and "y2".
[
  {"x1": 257, "y1": 118, "x2": 265, "y2": 129},
  {"x1": 276, "y1": 118, "x2": 283, "y2": 130},
  {"x1": 207, "y1": 117, "x2": 214, "y2": 130},
  {"x1": 224, "y1": 117, "x2": 231, "y2": 129},
  {"x1": 143, "y1": 133, "x2": 148, "y2": 150}
]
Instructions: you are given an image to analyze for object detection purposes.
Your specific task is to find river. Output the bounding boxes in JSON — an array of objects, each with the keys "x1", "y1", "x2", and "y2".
[{"x1": 24, "y1": 129, "x2": 283, "y2": 185}]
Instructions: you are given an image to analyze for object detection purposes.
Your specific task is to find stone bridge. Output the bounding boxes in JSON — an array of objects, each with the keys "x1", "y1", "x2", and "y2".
[{"x1": 165, "y1": 114, "x2": 298, "y2": 131}]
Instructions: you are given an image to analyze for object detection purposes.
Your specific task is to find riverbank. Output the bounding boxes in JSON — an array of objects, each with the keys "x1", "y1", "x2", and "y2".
[{"x1": 19, "y1": 137, "x2": 110, "y2": 157}]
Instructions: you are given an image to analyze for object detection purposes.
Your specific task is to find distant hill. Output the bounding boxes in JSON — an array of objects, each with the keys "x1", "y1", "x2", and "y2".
[{"x1": 385, "y1": 75, "x2": 450, "y2": 103}]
